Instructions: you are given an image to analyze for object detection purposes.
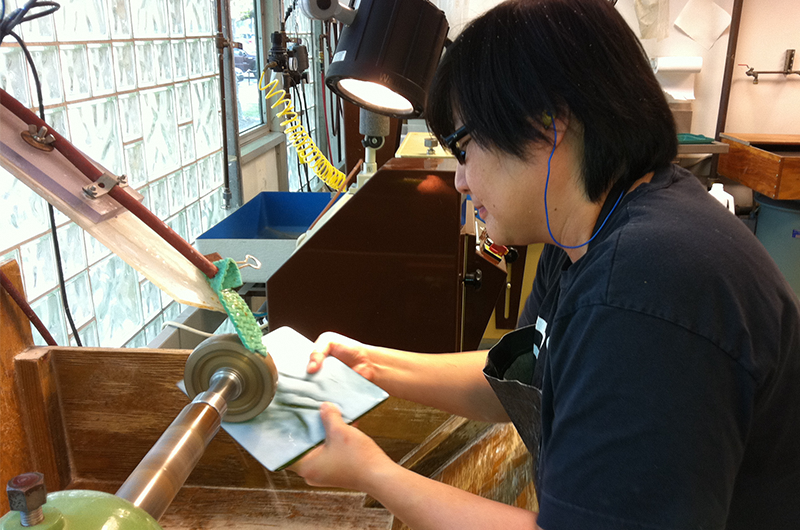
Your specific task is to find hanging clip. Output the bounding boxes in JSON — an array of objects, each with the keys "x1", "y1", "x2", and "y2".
[
  {"x1": 83, "y1": 173, "x2": 129, "y2": 199},
  {"x1": 237, "y1": 254, "x2": 262, "y2": 270}
]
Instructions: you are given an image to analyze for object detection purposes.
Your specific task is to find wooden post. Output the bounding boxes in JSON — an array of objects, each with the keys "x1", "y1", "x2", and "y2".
[{"x1": 0, "y1": 259, "x2": 34, "y2": 513}]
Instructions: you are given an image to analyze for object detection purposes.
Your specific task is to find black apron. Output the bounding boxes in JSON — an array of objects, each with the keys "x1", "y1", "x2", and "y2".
[{"x1": 483, "y1": 325, "x2": 542, "y2": 470}]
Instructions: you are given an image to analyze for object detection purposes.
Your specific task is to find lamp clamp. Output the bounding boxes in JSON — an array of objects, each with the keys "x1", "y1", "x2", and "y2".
[{"x1": 299, "y1": 0, "x2": 357, "y2": 25}]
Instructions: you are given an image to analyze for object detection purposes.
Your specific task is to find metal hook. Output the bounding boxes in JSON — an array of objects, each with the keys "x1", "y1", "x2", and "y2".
[{"x1": 237, "y1": 254, "x2": 262, "y2": 270}]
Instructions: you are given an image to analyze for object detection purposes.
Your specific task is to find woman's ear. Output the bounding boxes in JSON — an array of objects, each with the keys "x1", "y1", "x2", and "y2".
[{"x1": 541, "y1": 113, "x2": 570, "y2": 147}]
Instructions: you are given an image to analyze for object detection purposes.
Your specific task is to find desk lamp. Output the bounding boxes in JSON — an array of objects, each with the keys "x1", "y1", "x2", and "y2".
[{"x1": 302, "y1": 0, "x2": 449, "y2": 119}]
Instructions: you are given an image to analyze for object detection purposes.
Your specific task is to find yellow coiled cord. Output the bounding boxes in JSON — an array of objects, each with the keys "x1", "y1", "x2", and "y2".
[{"x1": 258, "y1": 72, "x2": 345, "y2": 190}]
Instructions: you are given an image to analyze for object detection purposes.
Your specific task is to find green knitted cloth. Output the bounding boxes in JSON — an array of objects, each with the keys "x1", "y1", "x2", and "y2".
[{"x1": 207, "y1": 258, "x2": 267, "y2": 357}]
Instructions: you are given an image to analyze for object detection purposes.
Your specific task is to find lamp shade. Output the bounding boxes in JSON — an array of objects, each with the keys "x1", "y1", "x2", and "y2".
[{"x1": 325, "y1": 0, "x2": 448, "y2": 119}]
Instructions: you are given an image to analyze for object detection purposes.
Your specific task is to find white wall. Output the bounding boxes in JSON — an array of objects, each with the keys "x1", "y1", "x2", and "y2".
[
  {"x1": 434, "y1": 0, "x2": 800, "y2": 137},
  {"x1": 616, "y1": 0, "x2": 734, "y2": 137},
  {"x1": 725, "y1": 0, "x2": 800, "y2": 135},
  {"x1": 241, "y1": 147, "x2": 282, "y2": 202}
]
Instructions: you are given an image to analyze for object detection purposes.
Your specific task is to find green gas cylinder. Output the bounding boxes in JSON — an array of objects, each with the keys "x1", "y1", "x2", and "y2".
[{"x1": 0, "y1": 490, "x2": 162, "y2": 530}]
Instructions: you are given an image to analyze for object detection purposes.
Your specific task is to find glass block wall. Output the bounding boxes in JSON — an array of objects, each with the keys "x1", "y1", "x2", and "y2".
[{"x1": 0, "y1": 0, "x2": 228, "y2": 348}]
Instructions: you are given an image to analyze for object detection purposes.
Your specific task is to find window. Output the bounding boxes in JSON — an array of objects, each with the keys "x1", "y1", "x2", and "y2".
[
  {"x1": 230, "y1": 0, "x2": 263, "y2": 132},
  {"x1": 0, "y1": 0, "x2": 228, "y2": 348}
]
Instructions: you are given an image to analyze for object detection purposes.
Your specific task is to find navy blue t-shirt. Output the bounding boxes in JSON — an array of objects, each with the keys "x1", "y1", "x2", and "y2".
[{"x1": 516, "y1": 165, "x2": 800, "y2": 530}]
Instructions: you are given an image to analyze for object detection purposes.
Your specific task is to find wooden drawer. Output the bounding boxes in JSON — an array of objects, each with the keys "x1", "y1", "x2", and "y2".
[{"x1": 718, "y1": 133, "x2": 800, "y2": 200}]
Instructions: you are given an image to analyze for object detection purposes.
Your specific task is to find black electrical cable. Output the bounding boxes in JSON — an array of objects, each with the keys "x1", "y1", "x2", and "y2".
[
  {"x1": 298, "y1": 81, "x2": 325, "y2": 191},
  {"x1": 326, "y1": 21, "x2": 343, "y2": 157},
  {"x1": 2, "y1": 0, "x2": 83, "y2": 346},
  {"x1": 292, "y1": 82, "x2": 312, "y2": 191},
  {"x1": 0, "y1": 0, "x2": 59, "y2": 42}
]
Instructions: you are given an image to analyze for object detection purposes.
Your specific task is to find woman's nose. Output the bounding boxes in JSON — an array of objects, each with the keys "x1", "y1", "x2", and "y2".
[{"x1": 454, "y1": 163, "x2": 469, "y2": 194}]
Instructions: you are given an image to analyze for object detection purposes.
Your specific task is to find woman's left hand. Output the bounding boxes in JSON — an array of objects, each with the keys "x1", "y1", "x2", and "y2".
[{"x1": 288, "y1": 402, "x2": 394, "y2": 491}]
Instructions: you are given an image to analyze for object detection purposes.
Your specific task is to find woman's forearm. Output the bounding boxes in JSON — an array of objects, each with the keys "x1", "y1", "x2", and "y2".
[
  {"x1": 366, "y1": 462, "x2": 539, "y2": 530},
  {"x1": 367, "y1": 347, "x2": 510, "y2": 423}
]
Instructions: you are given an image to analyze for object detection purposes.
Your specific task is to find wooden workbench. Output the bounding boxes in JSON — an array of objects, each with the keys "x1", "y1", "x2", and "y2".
[
  {"x1": 1, "y1": 259, "x2": 536, "y2": 529},
  {"x1": 718, "y1": 133, "x2": 800, "y2": 199}
]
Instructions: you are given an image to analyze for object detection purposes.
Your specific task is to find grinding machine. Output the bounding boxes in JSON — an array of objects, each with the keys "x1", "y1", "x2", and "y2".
[{"x1": 2, "y1": 334, "x2": 278, "y2": 530}]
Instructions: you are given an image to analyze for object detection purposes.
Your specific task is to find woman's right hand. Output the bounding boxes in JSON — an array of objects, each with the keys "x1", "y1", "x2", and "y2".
[{"x1": 307, "y1": 331, "x2": 377, "y2": 381}]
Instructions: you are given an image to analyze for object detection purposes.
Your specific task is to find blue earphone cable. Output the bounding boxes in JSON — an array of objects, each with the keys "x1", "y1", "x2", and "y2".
[{"x1": 543, "y1": 118, "x2": 624, "y2": 249}]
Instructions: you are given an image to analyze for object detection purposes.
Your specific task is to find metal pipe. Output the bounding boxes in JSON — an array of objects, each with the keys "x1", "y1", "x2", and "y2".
[
  {"x1": 710, "y1": 0, "x2": 744, "y2": 180},
  {"x1": 0, "y1": 268, "x2": 57, "y2": 346},
  {"x1": 115, "y1": 369, "x2": 242, "y2": 521},
  {"x1": 216, "y1": 0, "x2": 232, "y2": 210}
]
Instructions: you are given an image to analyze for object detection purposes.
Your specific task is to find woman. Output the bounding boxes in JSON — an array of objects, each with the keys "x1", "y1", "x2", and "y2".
[{"x1": 291, "y1": 1, "x2": 800, "y2": 529}]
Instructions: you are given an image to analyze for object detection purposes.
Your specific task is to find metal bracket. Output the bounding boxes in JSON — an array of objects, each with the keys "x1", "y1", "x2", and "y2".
[
  {"x1": 83, "y1": 173, "x2": 128, "y2": 199},
  {"x1": 739, "y1": 49, "x2": 800, "y2": 84}
]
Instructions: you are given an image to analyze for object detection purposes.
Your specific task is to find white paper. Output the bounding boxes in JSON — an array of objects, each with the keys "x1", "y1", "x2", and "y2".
[{"x1": 674, "y1": 0, "x2": 732, "y2": 50}]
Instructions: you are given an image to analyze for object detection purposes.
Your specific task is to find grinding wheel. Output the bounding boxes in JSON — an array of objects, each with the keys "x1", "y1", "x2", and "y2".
[{"x1": 184, "y1": 333, "x2": 278, "y2": 422}]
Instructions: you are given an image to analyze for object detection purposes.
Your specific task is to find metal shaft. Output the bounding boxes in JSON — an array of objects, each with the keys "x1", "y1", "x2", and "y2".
[{"x1": 115, "y1": 369, "x2": 242, "y2": 521}]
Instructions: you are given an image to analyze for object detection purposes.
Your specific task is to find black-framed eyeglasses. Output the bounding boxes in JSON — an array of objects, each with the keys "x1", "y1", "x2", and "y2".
[{"x1": 443, "y1": 125, "x2": 470, "y2": 165}]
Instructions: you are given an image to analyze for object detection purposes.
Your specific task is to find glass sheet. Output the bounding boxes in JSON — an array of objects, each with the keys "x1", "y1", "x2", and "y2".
[{"x1": 178, "y1": 327, "x2": 389, "y2": 471}]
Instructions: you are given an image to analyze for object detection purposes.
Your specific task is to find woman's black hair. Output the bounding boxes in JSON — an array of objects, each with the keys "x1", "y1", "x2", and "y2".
[{"x1": 426, "y1": 0, "x2": 677, "y2": 201}]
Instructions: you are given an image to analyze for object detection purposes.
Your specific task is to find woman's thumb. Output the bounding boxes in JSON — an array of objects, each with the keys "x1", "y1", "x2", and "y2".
[{"x1": 319, "y1": 402, "x2": 344, "y2": 433}]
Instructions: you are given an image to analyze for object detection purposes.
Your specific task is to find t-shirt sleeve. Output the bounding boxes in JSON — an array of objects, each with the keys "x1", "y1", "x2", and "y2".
[{"x1": 536, "y1": 304, "x2": 754, "y2": 530}]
